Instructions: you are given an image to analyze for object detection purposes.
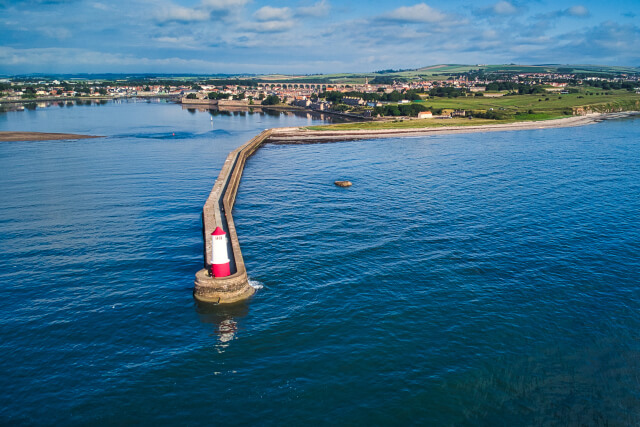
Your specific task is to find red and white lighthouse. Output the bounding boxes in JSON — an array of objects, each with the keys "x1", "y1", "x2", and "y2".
[{"x1": 211, "y1": 227, "x2": 231, "y2": 277}]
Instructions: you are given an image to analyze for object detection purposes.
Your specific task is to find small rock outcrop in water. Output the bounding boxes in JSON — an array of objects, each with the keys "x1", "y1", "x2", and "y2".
[{"x1": 334, "y1": 180, "x2": 352, "y2": 187}]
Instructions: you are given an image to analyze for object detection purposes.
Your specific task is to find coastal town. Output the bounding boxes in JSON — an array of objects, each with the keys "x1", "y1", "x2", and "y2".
[{"x1": 2, "y1": 67, "x2": 639, "y2": 122}]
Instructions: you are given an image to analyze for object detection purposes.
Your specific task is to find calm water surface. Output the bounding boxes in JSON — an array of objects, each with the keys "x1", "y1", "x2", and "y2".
[{"x1": 1, "y1": 101, "x2": 639, "y2": 425}]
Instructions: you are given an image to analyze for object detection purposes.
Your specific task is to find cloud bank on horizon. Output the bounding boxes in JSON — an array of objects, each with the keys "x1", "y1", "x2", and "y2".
[{"x1": 0, "y1": 0, "x2": 638, "y2": 74}]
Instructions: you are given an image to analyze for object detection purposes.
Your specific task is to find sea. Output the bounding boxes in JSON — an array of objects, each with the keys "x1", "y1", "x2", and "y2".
[{"x1": 0, "y1": 99, "x2": 638, "y2": 425}]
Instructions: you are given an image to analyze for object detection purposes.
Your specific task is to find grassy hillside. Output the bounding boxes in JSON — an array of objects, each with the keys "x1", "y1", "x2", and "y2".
[
  {"x1": 416, "y1": 90, "x2": 640, "y2": 115},
  {"x1": 306, "y1": 90, "x2": 640, "y2": 131},
  {"x1": 256, "y1": 64, "x2": 640, "y2": 83}
]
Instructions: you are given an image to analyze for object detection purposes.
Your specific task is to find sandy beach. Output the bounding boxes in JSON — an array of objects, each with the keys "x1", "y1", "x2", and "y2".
[
  {"x1": 0, "y1": 131, "x2": 102, "y2": 142},
  {"x1": 269, "y1": 112, "x2": 638, "y2": 144}
]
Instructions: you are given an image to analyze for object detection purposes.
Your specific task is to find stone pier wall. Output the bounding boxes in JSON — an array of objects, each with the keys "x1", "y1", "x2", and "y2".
[{"x1": 194, "y1": 129, "x2": 272, "y2": 304}]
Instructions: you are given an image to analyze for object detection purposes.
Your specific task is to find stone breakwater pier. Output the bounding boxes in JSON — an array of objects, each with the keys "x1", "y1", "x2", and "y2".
[
  {"x1": 194, "y1": 129, "x2": 272, "y2": 303},
  {"x1": 194, "y1": 112, "x2": 636, "y2": 304}
]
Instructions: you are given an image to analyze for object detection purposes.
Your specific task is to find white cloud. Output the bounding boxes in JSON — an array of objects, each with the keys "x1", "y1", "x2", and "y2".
[
  {"x1": 39, "y1": 27, "x2": 72, "y2": 40},
  {"x1": 154, "y1": 5, "x2": 208, "y2": 23},
  {"x1": 91, "y1": 2, "x2": 109, "y2": 11},
  {"x1": 153, "y1": 36, "x2": 197, "y2": 45},
  {"x1": 383, "y1": 3, "x2": 447, "y2": 23},
  {"x1": 492, "y1": 1, "x2": 517, "y2": 15},
  {"x1": 242, "y1": 5, "x2": 297, "y2": 34},
  {"x1": 510, "y1": 22, "x2": 640, "y2": 65},
  {"x1": 155, "y1": 5, "x2": 209, "y2": 22},
  {"x1": 567, "y1": 5, "x2": 589, "y2": 17},
  {"x1": 296, "y1": 0, "x2": 330, "y2": 17},
  {"x1": 2, "y1": 0, "x2": 637, "y2": 74},
  {"x1": 254, "y1": 6, "x2": 292, "y2": 22},
  {"x1": 0, "y1": 46, "x2": 276, "y2": 73},
  {"x1": 482, "y1": 29, "x2": 498, "y2": 39},
  {"x1": 242, "y1": 20, "x2": 294, "y2": 32},
  {"x1": 201, "y1": 0, "x2": 249, "y2": 11},
  {"x1": 152, "y1": 0, "x2": 249, "y2": 23}
]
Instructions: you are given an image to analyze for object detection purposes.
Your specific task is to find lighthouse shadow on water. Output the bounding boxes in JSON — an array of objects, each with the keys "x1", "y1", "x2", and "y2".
[{"x1": 194, "y1": 299, "x2": 249, "y2": 344}]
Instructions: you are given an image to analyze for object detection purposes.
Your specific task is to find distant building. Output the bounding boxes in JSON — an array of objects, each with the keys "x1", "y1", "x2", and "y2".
[
  {"x1": 310, "y1": 101, "x2": 329, "y2": 110},
  {"x1": 292, "y1": 99, "x2": 311, "y2": 108},
  {"x1": 417, "y1": 111, "x2": 433, "y2": 119},
  {"x1": 342, "y1": 97, "x2": 365, "y2": 106}
]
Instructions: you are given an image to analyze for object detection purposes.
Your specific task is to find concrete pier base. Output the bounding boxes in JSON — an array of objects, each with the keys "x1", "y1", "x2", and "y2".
[{"x1": 194, "y1": 269, "x2": 255, "y2": 304}]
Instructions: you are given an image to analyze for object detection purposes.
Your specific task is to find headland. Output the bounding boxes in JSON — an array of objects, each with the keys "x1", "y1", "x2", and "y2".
[{"x1": 268, "y1": 112, "x2": 638, "y2": 143}]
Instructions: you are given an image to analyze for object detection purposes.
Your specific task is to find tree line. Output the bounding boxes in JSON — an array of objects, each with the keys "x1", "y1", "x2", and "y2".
[
  {"x1": 318, "y1": 89, "x2": 423, "y2": 103},
  {"x1": 584, "y1": 80, "x2": 637, "y2": 91},
  {"x1": 372, "y1": 103, "x2": 430, "y2": 117}
]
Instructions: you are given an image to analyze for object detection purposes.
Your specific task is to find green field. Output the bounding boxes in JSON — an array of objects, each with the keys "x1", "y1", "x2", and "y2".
[
  {"x1": 405, "y1": 64, "x2": 640, "y2": 76},
  {"x1": 255, "y1": 64, "x2": 640, "y2": 84},
  {"x1": 306, "y1": 117, "x2": 531, "y2": 131},
  {"x1": 417, "y1": 90, "x2": 640, "y2": 114},
  {"x1": 306, "y1": 90, "x2": 640, "y2": 131}
]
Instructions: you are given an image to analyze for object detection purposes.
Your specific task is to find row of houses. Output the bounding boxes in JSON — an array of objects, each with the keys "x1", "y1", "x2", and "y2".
[
  {"x1": 0, "y1": 82, "x2": 193, "y2": 100},
  {"x1": 4, "y1": 72, "x2": 638, "y2": 104}
]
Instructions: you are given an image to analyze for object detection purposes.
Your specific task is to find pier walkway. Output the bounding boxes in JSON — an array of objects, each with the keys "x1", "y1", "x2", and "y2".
[{"x1": 193, "y1": 129, "x2": 272, "y2": 303}]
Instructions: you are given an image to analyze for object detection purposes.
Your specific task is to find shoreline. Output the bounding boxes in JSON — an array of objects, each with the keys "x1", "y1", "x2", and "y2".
[
  {"x1": 0, "y1": 131, "x2": 102, "y2": 142},
  {"x1": 4, "y1": 111, "x2": 635, "y2": 143},
  {"x1": 0, "y1": 94, "x2": 179, "y2": 105},
  {"x1": 269, "y1": 112, "x2": 639, "y2": 144}
]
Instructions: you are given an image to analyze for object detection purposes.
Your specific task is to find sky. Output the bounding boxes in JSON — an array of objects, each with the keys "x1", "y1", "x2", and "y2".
[{"x1": 0, "y1": 0, "x2": 639, "y2": 75}]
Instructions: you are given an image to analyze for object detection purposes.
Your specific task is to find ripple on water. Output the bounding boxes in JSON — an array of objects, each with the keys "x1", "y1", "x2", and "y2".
[
  {"x1": 1, "y1": 105, "x2": 639, "y2": 424},
  {"x1": 233, "y1": 122, "x2": 640, "y2": 425}
]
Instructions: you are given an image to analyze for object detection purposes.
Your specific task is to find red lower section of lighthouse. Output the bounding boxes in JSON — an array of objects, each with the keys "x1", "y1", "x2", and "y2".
[{"x1": 212, "y1": 263, "x2": 231, "y2": 278}]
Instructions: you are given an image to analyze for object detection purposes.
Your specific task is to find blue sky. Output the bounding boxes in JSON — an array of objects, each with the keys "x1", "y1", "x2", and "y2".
[{"x1": 0, "y1": 0, "x2": 638, "y2": 74}]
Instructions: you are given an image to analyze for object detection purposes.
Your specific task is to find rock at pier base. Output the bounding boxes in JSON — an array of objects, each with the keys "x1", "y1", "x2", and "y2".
[
  {"x1": 194, "y1": 268, "x2": 255, "y2": 304},
  {"x1": 334, "y1": 180, "x2": 352, "y2": 187}
]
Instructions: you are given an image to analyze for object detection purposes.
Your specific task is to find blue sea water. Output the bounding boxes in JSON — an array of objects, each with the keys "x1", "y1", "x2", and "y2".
[{"x1": 1, "y1": 101, "x2": 639, "y2": 425}]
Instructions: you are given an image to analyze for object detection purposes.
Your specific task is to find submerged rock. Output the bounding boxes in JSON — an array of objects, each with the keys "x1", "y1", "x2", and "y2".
[{"x1": 334, "y1": 180, "x2": 352, "y2": 187}]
